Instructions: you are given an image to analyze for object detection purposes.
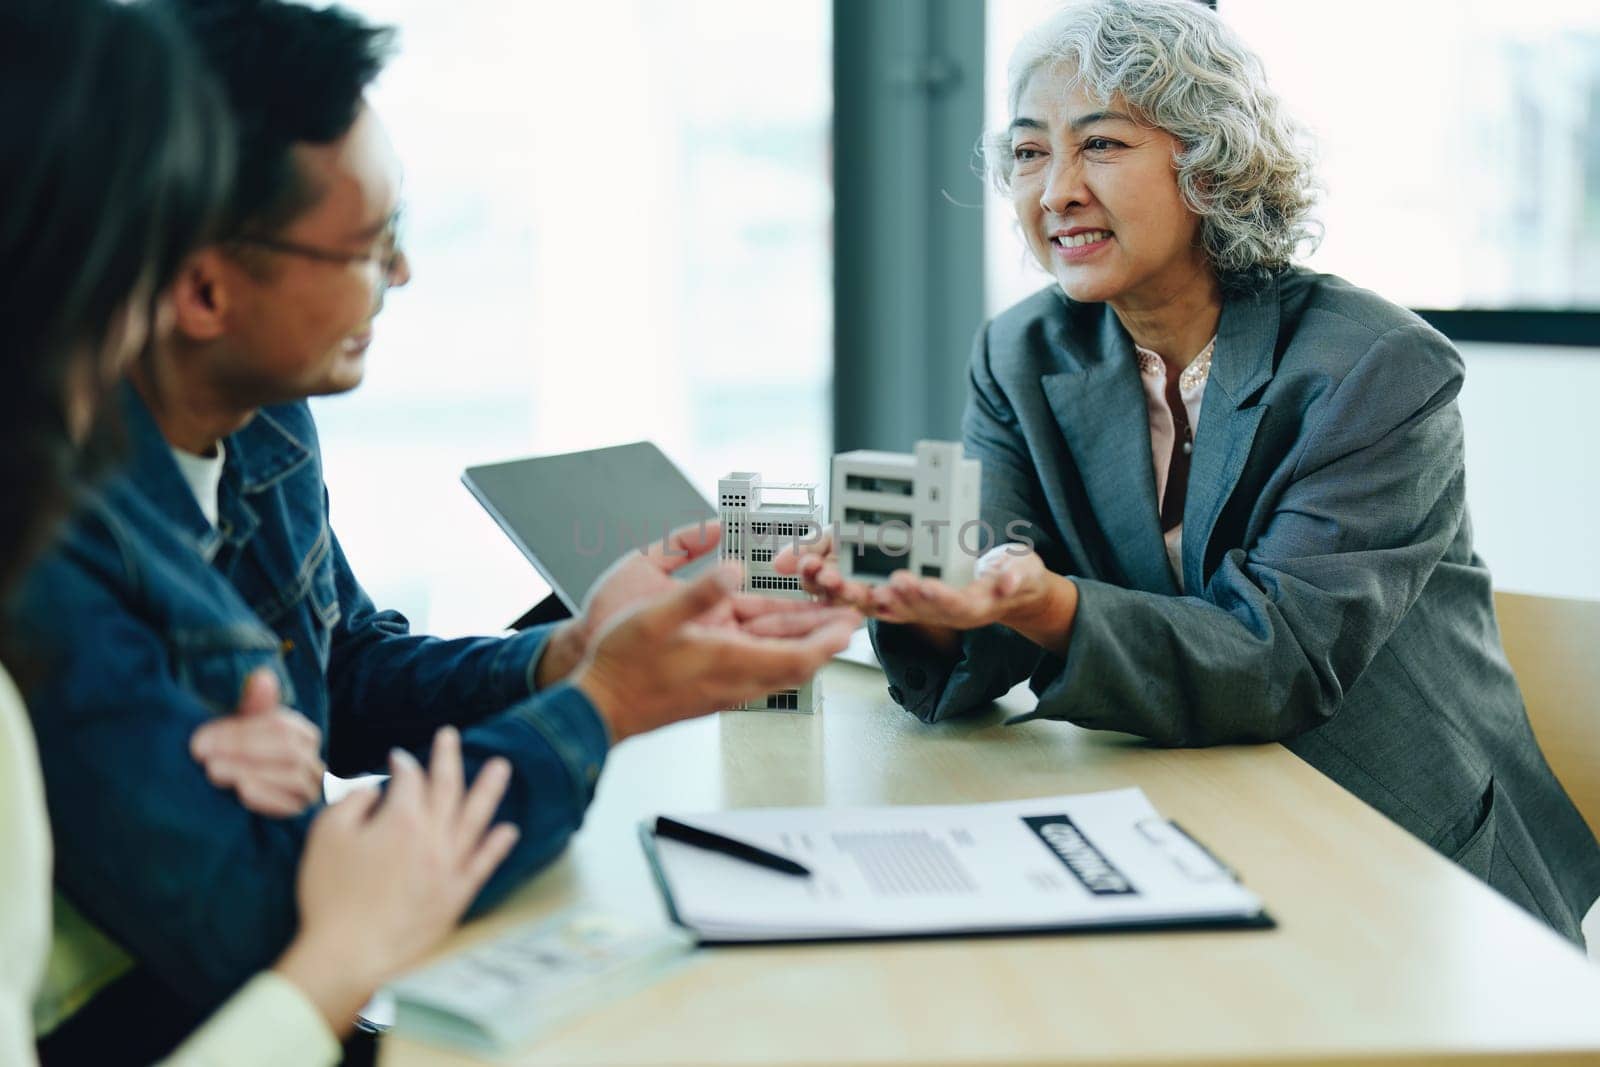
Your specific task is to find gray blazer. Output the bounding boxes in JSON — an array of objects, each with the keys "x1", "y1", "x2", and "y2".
[{"x1": 872, "y1": 267, "x2": 1600, "y2": 943}]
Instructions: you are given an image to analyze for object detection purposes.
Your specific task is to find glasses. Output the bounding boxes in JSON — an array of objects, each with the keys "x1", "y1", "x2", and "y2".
[{"x1": 232, "y1": 207, "x2": 406, "y2": 277}]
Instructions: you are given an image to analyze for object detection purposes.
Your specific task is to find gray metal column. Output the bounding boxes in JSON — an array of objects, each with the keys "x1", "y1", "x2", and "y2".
[{"x1": 832, "y1": 0, "x2": 987, "y2": 453}]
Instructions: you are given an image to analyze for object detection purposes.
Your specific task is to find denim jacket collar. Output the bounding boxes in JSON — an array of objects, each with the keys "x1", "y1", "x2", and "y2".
[{"x1": 116, "y1": 381, "x2": 314, "y2": 561}]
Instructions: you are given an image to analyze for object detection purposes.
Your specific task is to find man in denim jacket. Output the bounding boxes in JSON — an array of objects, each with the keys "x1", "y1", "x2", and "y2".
[{"x1": 15, "y1": 0, "x2": 853, "y2": 1046}]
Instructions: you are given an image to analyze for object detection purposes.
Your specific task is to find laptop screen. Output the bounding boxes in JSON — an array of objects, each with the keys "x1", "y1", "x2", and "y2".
[{"x1": 463, "y1": 441, "x2": 717, "y2": 613}]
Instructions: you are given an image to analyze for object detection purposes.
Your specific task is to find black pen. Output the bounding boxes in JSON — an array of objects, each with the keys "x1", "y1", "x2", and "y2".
[{"x1": 654, "y1": 816, "x2": 812, "y2": 877}]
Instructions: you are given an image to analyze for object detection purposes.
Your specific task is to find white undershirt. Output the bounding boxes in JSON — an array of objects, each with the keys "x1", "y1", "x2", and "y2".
[
  {"x1": 170, "y1": 442, "x2": 226, "y2": 529},
  {"x1": 1134, "y1": 339, "x2": 1214, "y2": 592}
]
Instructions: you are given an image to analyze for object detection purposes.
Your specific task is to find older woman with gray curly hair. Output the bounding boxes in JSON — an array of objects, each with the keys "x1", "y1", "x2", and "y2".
[{"x1": 785, "y1": 0, "x2": 1600, "y2": 948}]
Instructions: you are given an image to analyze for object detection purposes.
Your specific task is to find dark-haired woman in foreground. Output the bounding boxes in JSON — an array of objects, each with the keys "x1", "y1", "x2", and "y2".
[
  {"x1": 782, "y1": 0, "x2": 1600, "y2": 949},
  {"x1": 0, "y1": 2, "x2": 518, "y2": 1062}
]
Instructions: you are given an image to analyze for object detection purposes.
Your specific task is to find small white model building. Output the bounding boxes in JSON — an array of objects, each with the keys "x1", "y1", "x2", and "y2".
[
  {"x1": 718, "y1": 471, "x2": 822, "y2": 714},
  {"x1": 830, "y1": 440, "x2": 981, "y2": 587}
]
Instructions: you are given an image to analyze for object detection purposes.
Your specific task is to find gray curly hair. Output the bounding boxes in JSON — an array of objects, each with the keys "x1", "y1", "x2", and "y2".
[{"x1": 984, "y1": 0, "x2": 1320, "y2": 287}]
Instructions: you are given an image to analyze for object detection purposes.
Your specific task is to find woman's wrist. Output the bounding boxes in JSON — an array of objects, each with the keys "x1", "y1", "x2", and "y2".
[
  {"x1": 999, "y1": 574, "x2": 1079, "y2": 655},
  {"x1": 272, "y1": 929, "x2": 382, "y2": 1038}
]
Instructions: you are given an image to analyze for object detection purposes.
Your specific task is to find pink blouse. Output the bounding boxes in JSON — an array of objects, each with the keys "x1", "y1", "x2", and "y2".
[{"x1": 1134, "y1": 337, "x2": 1215, "y2": 592}]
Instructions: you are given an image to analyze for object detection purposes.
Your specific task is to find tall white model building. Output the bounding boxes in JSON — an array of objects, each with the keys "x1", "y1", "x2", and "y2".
[
  {"x1": 830, "y1": 440, "x2": 981, "y2": 587},
  {"x1": 718, "y1": 472, "x2": 822, "y2": 714}
]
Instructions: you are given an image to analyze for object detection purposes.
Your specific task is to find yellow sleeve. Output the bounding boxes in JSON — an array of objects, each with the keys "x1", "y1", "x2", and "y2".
[{"x1": 159, "y1": 972, "x2": 339, "y2": 1067}]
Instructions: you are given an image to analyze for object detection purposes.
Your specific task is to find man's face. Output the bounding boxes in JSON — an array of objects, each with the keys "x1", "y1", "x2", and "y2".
[{"x1": 213, "y1": 103, "x2": 410, "y2": 406}]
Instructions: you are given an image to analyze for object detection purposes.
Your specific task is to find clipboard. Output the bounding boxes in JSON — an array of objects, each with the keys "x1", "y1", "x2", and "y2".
[{"x1": 638, "y1": 788, "x2": 1275, "y2": 946}]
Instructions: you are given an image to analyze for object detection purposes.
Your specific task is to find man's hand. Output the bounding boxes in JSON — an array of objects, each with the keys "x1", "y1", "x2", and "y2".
[
  {"x1": 190, "y1": 668, "x2": 325, "y2": 817},
  {"x1": 538, "y1": 519, "x2": 854, "y2": 687},
  {"x1": 571, "y1": 563, "x2": 859, "y2": 742},
  {"x1": 868, "y1": 545, "x2": 1079, "y2": 655},
  {"x1": 535, "y1": 520, "x2": 723, "y2": 688}
]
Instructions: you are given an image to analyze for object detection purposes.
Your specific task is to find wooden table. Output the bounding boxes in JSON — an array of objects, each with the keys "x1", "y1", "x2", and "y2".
[{"x1": 382, "y1": 661, "x2": 1600, "y2": 1066}]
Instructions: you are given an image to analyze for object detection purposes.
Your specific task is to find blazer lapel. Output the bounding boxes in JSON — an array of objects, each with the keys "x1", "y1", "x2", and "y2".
[
  {"x1": 1041, "y1": 309, "x2": 1178, "y2": 595},
  {"x1": 1180, "y1": 275, "x2": 1280, "y2": 592}
]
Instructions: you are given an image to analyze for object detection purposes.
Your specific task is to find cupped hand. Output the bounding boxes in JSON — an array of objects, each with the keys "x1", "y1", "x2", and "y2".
[
  {"x1": 537, "y1": 519, "x2": 721, "y2": 687},
  {"x1": 190, "y1": 668, "x2": 325, "y2": 817},
  {"x1": 585, "y1": 519, "x2": 724, "y2": 635},
  {"x1": 572, "y1": 563, "x2": 859, "y2": 741},
  {"x1": 540, "y1": 519, "x2": 858, "y2": 686},
  {"x1": 868, "y1": 545, "x2": 1078, "y2": 654}
]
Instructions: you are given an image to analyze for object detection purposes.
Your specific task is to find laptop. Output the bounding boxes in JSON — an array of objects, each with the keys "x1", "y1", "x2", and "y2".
[{"x1": 463, "y1": 441, "x2": 718, "y2": 620}]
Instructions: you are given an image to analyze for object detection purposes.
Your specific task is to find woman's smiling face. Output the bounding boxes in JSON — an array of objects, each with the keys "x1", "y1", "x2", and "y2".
[{"x1": 1009, "y1": 66, "x2": 1209, "y2": 310}]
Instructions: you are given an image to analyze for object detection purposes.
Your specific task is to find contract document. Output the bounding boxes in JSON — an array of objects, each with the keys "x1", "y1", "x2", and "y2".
[{"x1": 642, "y1": 787, "x2": 1270, "y2": 943}]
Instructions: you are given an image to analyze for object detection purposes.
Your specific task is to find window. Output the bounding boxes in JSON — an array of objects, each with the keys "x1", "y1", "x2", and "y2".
[
  {"x1": 749, "y1": 521, "x2": 805, "y2": 538},
  {"x1": 313, "y1": 1, "x2": 831, "y2": 635},
  {"x1": 985, "y1": 0, "x2": 1600, "y2": 316},
  {"x1": 844, "y1": 474, "x2": 914, "y2": 496},
  {"x1": 1224, "y1": 0, "x2": 1600, "y2": 312},
  {"x1": 842, "y1": 508, "x2": 914, "y2": 528},
  {"x1": 850, "y1": 543, "x2": 903, "y2": 579}
]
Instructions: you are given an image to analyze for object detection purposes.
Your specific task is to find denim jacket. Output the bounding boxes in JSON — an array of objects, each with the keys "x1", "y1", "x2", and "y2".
[{"x1": 15, "y1": 383, "x2": 610, "y2": 1012}]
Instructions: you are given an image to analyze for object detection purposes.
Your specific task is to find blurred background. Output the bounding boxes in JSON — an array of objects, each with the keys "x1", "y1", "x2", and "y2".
[{"x1": 312, "y1": 0, "x2": 1600, "y2": 635}]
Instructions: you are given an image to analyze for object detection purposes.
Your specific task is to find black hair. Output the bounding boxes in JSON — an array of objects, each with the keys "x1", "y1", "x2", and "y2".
[
  {"x1": 0, "y1": 0, "x2": 234, "y2": 608},
  {"x1": 154, "y1": 0, "x2": 397, "y2": 236}
]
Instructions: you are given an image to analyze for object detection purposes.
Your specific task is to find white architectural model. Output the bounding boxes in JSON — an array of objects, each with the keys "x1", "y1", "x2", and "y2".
[
  {"x1": 830, "y1": 440, "x2": 981, "y2": 587},
  {"x1": 718, "y1": 472, "x2": 822, "y2": 714}
]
